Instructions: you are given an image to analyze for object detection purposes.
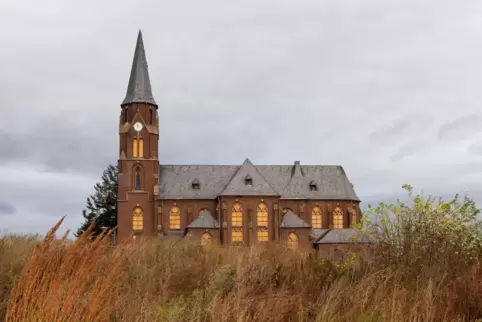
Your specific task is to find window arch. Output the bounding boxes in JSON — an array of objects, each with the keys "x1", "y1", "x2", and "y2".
[
  {"x1": 138, "y1": 139, "x2": 144, "y2": 158},
  {"x1": 231, "y1": 202, "x2": 243, "y2": 243},
  {"x1": 199, "y1": 208, "x2": 209, "y2": 214},
  {"x1": 132, "y1": 207, "x2": 143, "y2": 231},
  {"x1": 257, "y1": 202, "x2": 268, "y2": 242},
  {"x1": 132, "y1": 139, "x2": 138, "y2": 157},
  {"x1": 287, "y1": 232, "x2": 298, "y2": 249},
  {"x1": 201, "y1": 232, "x2": 212, "y2": 246},
  {"x1": 124, "y1": 108, "x2": 128, "y2": 123},
  {"x1": 333, "y1": 207, "x2": 344, "y2": 228},
  {"x1": 148, "y1": 108, "x2": 153, "y2": 124},
  {"x1": 169, "y1": 206, "x2": 181, "y2": 230},
  {"x1": 312, "y1": 206, "x2": 322, "y2": 229},
  {"x1": 350, "y1": 206, "x2": 357, "y2": 227},
  {"x1": 135, "y1": 167, "x2": 141, "y2": 190}
]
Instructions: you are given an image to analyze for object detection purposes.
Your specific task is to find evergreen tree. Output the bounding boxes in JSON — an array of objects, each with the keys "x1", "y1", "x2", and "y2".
[{"x1": 76, "y1": 164, "x2": 118, "y2": 238}]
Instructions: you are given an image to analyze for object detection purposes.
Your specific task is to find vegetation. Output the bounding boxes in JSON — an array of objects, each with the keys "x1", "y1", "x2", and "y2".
[
  {"x1": 76, "y1": 164, "x2": 118, "y2": 238},
  {"x1": 2, "y1": 185, "x2": 482, "y2": 321}
]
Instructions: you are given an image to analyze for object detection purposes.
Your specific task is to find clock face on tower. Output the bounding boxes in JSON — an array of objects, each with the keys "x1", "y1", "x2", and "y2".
[{"x1": 133, "y1": 122, "x2": 143, "y2": 132}]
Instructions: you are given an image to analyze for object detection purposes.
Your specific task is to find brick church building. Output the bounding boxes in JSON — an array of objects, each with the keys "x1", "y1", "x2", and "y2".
[{"x1": 116, "y1": 31, "x2": 364, "y2": 250}]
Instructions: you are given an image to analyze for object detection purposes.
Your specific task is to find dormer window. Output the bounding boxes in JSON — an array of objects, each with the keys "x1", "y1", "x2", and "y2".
[
  {"x1": 192, "y1": 179, "x2": 200, "y2": 190},
  {"x1": 244, "y1": 175, "x2": 253, "y2": 186},
  {"x1": 309, "y1": 181, "x2": 318, "y2": 191}
]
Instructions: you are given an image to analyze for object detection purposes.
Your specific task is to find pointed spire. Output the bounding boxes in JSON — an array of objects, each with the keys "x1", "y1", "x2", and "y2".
[{"x1": 121, "y1": 30, "x2": 157, "y2": 107}]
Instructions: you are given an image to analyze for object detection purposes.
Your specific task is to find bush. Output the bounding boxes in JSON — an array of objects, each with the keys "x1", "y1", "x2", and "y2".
[{"x1": 360, "y1": 184, "x2": 482, "y2": 282}]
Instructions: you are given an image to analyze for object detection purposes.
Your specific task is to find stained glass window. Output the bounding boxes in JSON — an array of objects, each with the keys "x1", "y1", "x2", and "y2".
[{"x1": 170, "y1": 206, "x2": 181, "y2": 230}]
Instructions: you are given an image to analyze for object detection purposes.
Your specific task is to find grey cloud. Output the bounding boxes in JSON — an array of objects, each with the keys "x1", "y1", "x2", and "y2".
[
  {"x1": 3, "y1": 0, "x2": 482, "y2": 234},
  {"x1": 368, "y1": 118, "x2": 413, "y2": 144},
  {"x1": 467, "y1": 143, "x2": 482, "y2": 156},
  {"x1": 437, "y1": 114, "x2": 482, "y2": 141},
  {"x1": 0, "y1": 202, "x2": 16, "y2": 215},
  {"x1": 390, "y1": 143, "x2": 423, "y2": 162}
]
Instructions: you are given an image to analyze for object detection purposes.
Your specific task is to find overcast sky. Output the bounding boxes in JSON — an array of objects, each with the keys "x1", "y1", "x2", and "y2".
[{"x1": 2, "y1": 0, "x2": 482, "y2": 236}]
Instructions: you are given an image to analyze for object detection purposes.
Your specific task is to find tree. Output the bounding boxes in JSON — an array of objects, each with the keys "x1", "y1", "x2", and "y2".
[{"x1": 76, "y1": 164, "x2": 118, "y2": 238}]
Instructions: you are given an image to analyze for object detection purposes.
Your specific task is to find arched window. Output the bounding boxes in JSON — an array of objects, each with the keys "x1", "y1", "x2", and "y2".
[
  {"x1": 135, "y1": 167, "x2": 141, "y2": 190},
  {"x1": 169, "y1": 206, "x2": 181, "y2": 230},
  {"x1": 138, "y1": 139, "x2": 144, "y2": 158},
  {"x1": 201, "y1": 232, "x2": 212, "y2": 246},
  {"x1": 199, "y1": 208, "x2": 209, "y2": 214},
  {"x1": 333, "y1": 207, "x2": 344, "y2": 228},
  {"x1": 132, "y1": 207, "x2": 143, "y2": 231},
  {"x1": 312, "y1": 206, "x2": 322, "y2": 229},
  {"x1": 287, "y1": 232, "x2": 298, "y2": 249},
  {"x1": 350, "y1": 206, "x2": 357, "y2": 227},
  {"x1": 257, "y1": 202, "x2": 268, "y2": 242},
  {"x1": 148, "y1": 108, "x2": 153, "y2": 124},
  {"x1": 132, "y1": 139, "x2": 138, "y2": 158},
  {"x1": 232, "y1": 203, "x2": 243, "y2": 227},
  {"x1": 124, "y1": 108, "x2": 128, "y2": 123},
  {"x1": 231, "y1": 202, "x2": 243, "y2": 243}
]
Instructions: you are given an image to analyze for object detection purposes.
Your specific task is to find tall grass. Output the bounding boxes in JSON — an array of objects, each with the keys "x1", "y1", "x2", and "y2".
[{"x1": 2, "y1": 186, "x2": 482, "y2": 321}]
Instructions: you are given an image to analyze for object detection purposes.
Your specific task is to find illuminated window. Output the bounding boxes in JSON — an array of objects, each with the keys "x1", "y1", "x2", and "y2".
[
  {"x1": 232, "y1": 229, "x2": 243, "y2": 243},
  {"x1": 287, "y1": 232, "x2": 298, "y2": 249},
  {"x1": 170, "y1": 206, "x2": 181, "y2": 230},
  {"x1": 257, "y1": 202, "x2": 268, "y2": 241},
  {"x1": 312, "y1": 206, "x2": 322, "y2": 228},
  {"x1": 350, "y1": 206, "x2": 357, "y2": 227},
  {"x1": 135, "y1": 167, "x2": 141, "y2": 190},
  {"x1": 201, "y1": 232, "x2": 212, "y2": 245},
  {"x1": 138, "y1": 139, "x2": 144, "y2": 158},
  {"x1": 333, "y1": 207, "x2": 344, "y2": 228},
  {"x1": 132, "y1": 207, "x2": 143, "y2": 231},
  {"x1": 132, "y1": 139, "x2": 138, "y2": 158},
  {"x1": 232, "y1": 202, "x2": 243, "y2": 227},
  {"x1": 257, "y1": 228, "x2": 268, "y2": 242},
  {"x1": 199, "y1": 208, "x2": 209, "y2": 214}
]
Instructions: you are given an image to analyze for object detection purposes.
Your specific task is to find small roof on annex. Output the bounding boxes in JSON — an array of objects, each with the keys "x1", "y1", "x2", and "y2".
[{"x1": 157, "y1": 158, "x2": 359, "y2": 201}]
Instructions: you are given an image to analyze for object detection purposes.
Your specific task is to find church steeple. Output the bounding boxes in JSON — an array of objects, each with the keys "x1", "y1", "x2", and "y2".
[{"x1": 121, "y1": 30, "x2": 157, "y2": 107}]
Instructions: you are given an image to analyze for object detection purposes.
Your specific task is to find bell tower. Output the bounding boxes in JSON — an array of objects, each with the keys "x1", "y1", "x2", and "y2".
[{"x1": 117, "y1": 30, "x2": 159, "y2": 242}]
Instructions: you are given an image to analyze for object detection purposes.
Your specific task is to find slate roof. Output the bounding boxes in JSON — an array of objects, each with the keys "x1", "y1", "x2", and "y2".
[
  {"x1": 121, "y1": 30, "x2": 157, "y2": 106},
  {"x1": 280, "y1": 210, "x2": 311, "y2": 228},
  {"x1": 186, "y1": 210, "x2": 219, "y2": 229},
  {"x1": 220, "y1": 159, "x2": 278, "y2": 196},
  {"x1": 311, "y1": 229, "x2": 330, "y2": 241},
  {"x1": 157, "y1": 160, "x2": 359, "y2": 201},
  {"x1": 315, "y1": 229, "x2": 376, "y2": 244}
]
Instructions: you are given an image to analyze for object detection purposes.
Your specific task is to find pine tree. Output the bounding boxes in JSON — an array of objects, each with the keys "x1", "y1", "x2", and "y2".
[{"x1": 76, "y1": 164, "x2": 118, "y2": 238}]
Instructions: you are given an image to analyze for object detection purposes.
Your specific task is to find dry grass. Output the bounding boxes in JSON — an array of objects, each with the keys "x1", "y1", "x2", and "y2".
[{"x1": 2, "y1": 218, "x2": 482, "y2": 321}]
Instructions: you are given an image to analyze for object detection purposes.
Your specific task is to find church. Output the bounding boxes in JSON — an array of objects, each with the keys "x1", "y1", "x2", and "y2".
[{"x1": 116, "y1": 31, "x2": 364, "y2": 251}]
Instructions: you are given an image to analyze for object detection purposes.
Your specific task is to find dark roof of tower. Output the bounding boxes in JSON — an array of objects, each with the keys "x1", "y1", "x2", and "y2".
[{"x1": 121, "y1": 30, "x2": 157, "y2": 106}]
